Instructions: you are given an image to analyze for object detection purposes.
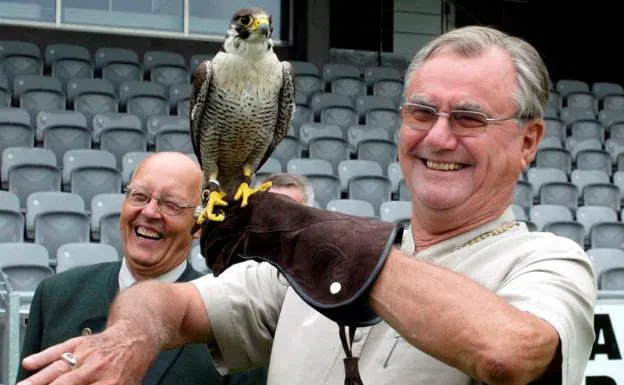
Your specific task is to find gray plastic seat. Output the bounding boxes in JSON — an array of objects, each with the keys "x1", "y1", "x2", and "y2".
[
  {"x1": 529, "y1": 204, "x2": 573, "y2": 231},
  {"x1": 347, "y1": 125, "x2": 390, "y2": 155},
  {"x1": 602, "y1": 94, "x2": 624, "y2": 110},
  {"x1": 326, "y1": 199, "x2": 375, "y2": 218},
  {"x1": 322, "y1": 63, "x2": 361, "y2": 87},
  {"x1": 320, "y1": 106, "x2": 358, "y2": 131},
  {"x1": 309, "y1": 92, "x2": 353, "y2": 119},
  {"x1": 56, "y1": 243, "x2": 119, "y2": 273},
  {"x1": 25, "y1": 191, "x2": 89, "y2": 263},
  {"x1": 363, "y1": 66, "x2": 402, "y2": 89},
  {"x1": 93, "y1": 112, "x2": 147, "y2": 168},
  {"x1": 576, "y1": 205, "x2": 618, "y2": 244},
  {"x1": 67, "y1": 78, "x2": 118, "y2": 124},
  {"x1": 386, "y1": 161, "x2": 404, "y2": 195},
  {"x1": 565, "y1": 91, "x2": 597, "y2": 113},
  {"x1": 36, "y1": 110, "x2": 91, "y2": 160},
  {"x1": 575, "y1": 149, "x2": 612, "y2": 176},
  {"x1": 298, "y1": 122, "x2": 344, "y2": 150},
  {"x1": 290, "y1": 61, "x2": 320, "y2": 76},
  {"x1": 168, "y1": 83, "x2": 192, "y2": 114},
  {"x1": 121, "y1": 151, "x2": 153, "y2": 186},
  {"x1": 253, "y1": 157, "x2": 283, "y2": 186},
  {"x1": 593, "y1": 82, "x2": 624, "y2": 101},
  {"x1": 147, "y1": 115, "x2": 189, "y2": 147},
  {"x1": 63, "y1": 149, "x2": 121, "y2": 207},
  {"x1": 590, "y1": 222, "x2": 624, "y2": 250},
  {"x1": 539, "y1": 181, "x2": 578, "y2": 210},
  {"x1": 271, "y1": 136, "x2": 302, "y2": 170},
  {"x1": 189, "y1": 54, "x2": 214, "y2": 75},
  {"x1": 330, "y1": 77, "x2": 365, "y2": 100},
  {"x1": 0, "y1": 191, "x2": 24, "y2": 243},
  {"x1": 598, "y1": 267, "x2": 624, "y2": 290},
  {"x1": 13, "y1": 75, "x2": 65, "y2": 122},
  {"x1": 535, "y1": 148, "x2": 572, "y2": 175},
  {"x1": 177, "y1": 99, "x2": 190, "y2": 118},
  {"x1": 372, "y1": 79, "x2": 403, "y2": 105},
  {"x1": 90, "y1": 193, "x2": 124, "y2": 240},
  {"x1": 286, "y1": 158, "x2": 334, "y2": 177},
  {"x1": 513, "y1": 180, "x2": 533, "y2": 209},
  {"x1": 100, "y1": 212, "x2": 122, "y2": 257},
  {"x1": 356, "y1": 138, "x2": 397, "y2": 174},
  {"x1": 144, "y1": 50, "x2": 189, "y2": 89},
  {"x1": 294, "y1": 74, "x2": 323, "y2": 100},
  {"x1": 1, "y1": 147, "x2": 60, "y2": 209},
  {"x1": 0, "y1": 40, "x2": 42, "y2": 86},
  {"x1": 556, "y1": 79, "x2": 589, "y2": 97},
  {"x1": 569, "y1": 119, "x2": 604, "y2": 143},
  {"x1": 398, "y1": 179, "x2": 411, "y2": 201},
  {"x1": 543, "y1": 221, "x2": 585, "y2": 247},
  {"x1": 0, "y1": 73, "x2": 10, "y2": 106},
  {"x1": 365, "y1": 109, "x2": 401, "y2": 135},
  {"x1": 308, "y1": 137, "x2": 349, "y2": 173},
  {"x1": 0, "y1": 107, "x2": 34, "y2": 156},
  {"x1": 582, "y1": 183, "x2": 621, "y2": 212},
  {"x1": 45, "y1": 43, "x2": 93, "y2": 90},
  {"x1": 0, "y1": 243, "x2": 54, "y2": 304},
  {"x1": 291, "y1": 105, "x2": 313, "y2": 132},
  {"x1": 95, "y1": 47, "x2": 142, "y2": 89},
  {"x1": 511, "y1": 203, "x2": 527, "y2": 221},
  {"x1": 355, "y1": 95, "x2": 396, "y2": 122},
  {"x1": 543, "y1": 118, "x2": 566, "y2": 142},
  {"x1": 586, "y1": 248, "x2": 624, "y2": 285},
  {"x1": 338, "y1": 159, "x2": 384, "y2": 192},
  {"x1": 538, "y1": 137, "x2": 563, "y2": 150},
  {"x1": 347, "y1": 175, "x2": 392, "y2": 216},
  {"x1": 306, "y1": 174, "x2": 341, "y2": 209},
  {"x1": 570, "y1": 169, "x2": 609, "y2": 196},
  {"x1": 380, "y1": 200, "x2": 411, "y2": 225},
  {"x1": 155, "y1": 129, "x2": 193, "y2": 154},
  {"x1": 118, "y1": 80, "x2": 168, "y2": 129}
]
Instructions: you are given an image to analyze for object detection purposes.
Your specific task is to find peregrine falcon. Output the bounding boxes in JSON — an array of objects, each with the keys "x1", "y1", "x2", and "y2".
[{"x1": 191, "y1": 7, "x2": 295, "y2": 223}]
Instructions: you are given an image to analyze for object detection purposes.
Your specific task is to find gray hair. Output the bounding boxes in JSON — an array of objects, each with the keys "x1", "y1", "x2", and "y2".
[
  {"x1": 262, "y1": 172, "x2": 315, "y2": 206},
  {"x1": 404, "y1": 25, "x2": 550, "y2": 121}
]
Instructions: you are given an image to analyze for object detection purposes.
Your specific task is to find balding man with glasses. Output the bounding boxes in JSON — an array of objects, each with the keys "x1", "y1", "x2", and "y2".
[{"x1": 17, "y1": 151, "x2": 268, "y2": 385}]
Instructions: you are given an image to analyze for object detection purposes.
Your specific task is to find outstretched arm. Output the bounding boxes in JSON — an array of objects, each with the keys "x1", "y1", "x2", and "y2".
[{"x1": 18, "y1": 280, "x2": 213, "y2": 385}]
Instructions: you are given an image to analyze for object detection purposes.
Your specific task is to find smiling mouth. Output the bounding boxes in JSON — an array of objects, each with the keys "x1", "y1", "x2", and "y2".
[
  {"x1": 423, "y1": 159, "x2": 467, "y2": 171},
  {"x1": 135, "y1": 226, "x2": 163, "y2": 240}
]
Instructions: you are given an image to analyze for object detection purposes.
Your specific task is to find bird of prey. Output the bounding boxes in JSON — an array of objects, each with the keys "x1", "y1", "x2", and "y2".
[{"x1": 191, "y1": 7, "x2": 295, "y2": 224}]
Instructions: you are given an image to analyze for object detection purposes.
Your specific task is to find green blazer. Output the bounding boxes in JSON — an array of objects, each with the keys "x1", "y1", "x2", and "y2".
[{"x1": 17, "y1": 262, "x2": 267, "y2": 385}]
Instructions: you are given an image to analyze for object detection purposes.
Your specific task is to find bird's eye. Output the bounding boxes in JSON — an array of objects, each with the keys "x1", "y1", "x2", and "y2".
[{"x1": 240, "y1": 15, "x2": 252, "y2": 26}]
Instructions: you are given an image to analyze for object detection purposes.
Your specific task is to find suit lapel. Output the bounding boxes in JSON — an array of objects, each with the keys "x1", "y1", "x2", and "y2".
[{"x1": 142, "y1": 263, "x2": 201, "y2": 385}]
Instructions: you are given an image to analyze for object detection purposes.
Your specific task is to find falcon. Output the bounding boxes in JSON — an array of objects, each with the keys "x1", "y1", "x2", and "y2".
[{"x1": 191, "y1": 7, "x2": 295, "y2": 224}]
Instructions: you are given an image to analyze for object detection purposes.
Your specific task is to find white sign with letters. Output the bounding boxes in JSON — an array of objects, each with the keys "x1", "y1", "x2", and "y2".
[{"x1": 582, "y1": 300, "x2": 624, "y2": 385}]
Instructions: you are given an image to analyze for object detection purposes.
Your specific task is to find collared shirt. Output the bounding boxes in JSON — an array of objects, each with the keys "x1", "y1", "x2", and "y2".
[
  {"x1": 118, "y1": 257, "x2": 188, "y2": 292},
  {"x1": 192, "y1": 206, "x2": 597, "y2": 385}
]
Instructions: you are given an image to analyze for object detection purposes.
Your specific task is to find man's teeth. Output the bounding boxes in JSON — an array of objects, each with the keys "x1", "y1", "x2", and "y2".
[
  {"x1": 136, "y1": 227, "x2": 162, "y2": 240},
  {"x1": 426, "y1": 160, "x2": 464, "y2": 171}
]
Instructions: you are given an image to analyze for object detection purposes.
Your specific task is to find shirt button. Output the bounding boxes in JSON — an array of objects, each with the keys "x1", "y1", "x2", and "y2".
[
  {"x1": 353, "y1": 329, "x2": 363, "y2": 342},
  {"x1": 81, "y1": 327, "x2": 93, "y2": 336}
]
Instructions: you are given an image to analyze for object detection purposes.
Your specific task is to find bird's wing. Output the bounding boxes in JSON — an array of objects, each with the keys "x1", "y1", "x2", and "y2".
[
  {"x1": 190, "y1": 60, "x2": 213, "y2": 170},
  {"x1": 256, "y1": 61, "x2": 296, "y2": 172}
]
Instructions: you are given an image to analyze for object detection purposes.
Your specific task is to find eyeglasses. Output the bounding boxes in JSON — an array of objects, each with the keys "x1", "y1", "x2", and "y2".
[
  {"x1": 124, "y1": 188, "x2": 196, "y2": 216},
  {"x1": 400, "y1": 102, "x2": 519, "y2": 137}
]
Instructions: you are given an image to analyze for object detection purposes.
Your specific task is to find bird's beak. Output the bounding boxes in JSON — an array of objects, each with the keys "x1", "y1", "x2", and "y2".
[{"x1": 251, "y1": 15, "x2": 270, "y2": 36}]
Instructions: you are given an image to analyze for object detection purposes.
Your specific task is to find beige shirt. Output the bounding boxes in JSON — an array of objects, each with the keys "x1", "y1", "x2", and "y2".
[{"x1": 192, "y1": 207, "x2": 597, "y2": 385}]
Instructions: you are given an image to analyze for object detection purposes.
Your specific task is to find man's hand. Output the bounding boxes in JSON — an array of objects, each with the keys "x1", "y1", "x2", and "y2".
[{"x1": 17, "y1": 321, "x2": 160, "y2": 385}]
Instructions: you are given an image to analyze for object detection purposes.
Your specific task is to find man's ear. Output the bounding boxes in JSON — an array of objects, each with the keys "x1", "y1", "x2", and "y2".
[{"x1": 520, "y1": 119, "x2": 545, "y2": 169}]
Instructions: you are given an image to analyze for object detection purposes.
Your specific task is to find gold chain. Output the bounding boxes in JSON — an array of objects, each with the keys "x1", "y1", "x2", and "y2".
[{"x1": 461, "y1": 221, "x2": 520, "y2": 248}]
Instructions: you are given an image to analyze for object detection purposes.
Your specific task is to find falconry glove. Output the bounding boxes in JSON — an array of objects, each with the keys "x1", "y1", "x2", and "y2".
[{"x1": 199, "y1": 191, "x2": 404, "y2": 327}]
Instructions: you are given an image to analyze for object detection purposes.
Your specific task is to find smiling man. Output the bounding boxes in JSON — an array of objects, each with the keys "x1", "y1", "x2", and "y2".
[
  {"x1": 19, "y1": 26, "x2": 597, "y2": 385},
  {"x1": 17, "y1": 151, "x2": 267, "y2": 385}
]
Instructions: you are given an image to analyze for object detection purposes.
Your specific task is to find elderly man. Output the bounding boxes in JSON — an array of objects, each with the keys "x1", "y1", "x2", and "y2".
[
  {"x1": 18, "y1": 26, "x2": 596, "y2": 385},
  {"x1": 16, "y1": 152, "x2": 267, "y2": 385}
]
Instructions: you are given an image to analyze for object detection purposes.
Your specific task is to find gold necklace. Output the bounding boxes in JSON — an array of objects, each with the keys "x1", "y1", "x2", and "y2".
[{"x1": 461, "y1": 220, "x2": 520, "y2": 248}]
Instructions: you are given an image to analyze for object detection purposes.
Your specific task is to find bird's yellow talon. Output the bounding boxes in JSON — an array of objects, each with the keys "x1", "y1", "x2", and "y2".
[
  {"x1": 196, "y1": 191, "x2": 228, "y2": 223},
  {"x1": 234, "y1": 181, "x2": 272, "y2": 207}
]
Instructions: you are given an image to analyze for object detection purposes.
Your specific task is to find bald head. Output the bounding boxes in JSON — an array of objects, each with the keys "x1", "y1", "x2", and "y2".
[{"x1": 133, "y1": 152, "x2": 202, "y2": 203}]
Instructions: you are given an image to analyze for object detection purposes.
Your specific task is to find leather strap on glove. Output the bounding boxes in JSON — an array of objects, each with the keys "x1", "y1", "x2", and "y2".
[{"x1": 199, "y1": 191, "x2": 404, "y2": 327}]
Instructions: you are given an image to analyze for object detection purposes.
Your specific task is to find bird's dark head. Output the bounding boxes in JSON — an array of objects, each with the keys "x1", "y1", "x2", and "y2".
[{"x1": 223, "y1": 7, "x2": 274, "y2": 56}]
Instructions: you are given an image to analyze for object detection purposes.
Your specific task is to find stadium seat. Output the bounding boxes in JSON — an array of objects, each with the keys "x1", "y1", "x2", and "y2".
[
  {"x1": 155, "y1": 129, "x2": 193, "y2": 154},
  {"x1": 287, "y1": 158, "x2": 334, "y2": 177},
  {"x1": 294, "y1": 74, "x2": 324, "y2": 100},
  {"x1": 543, "y1": 220, "x2": 585, "y2": 247},
  {"x1": 539, "y1": 181, "x2": 578, "y2": 210},
  {"x1": 0, "y1": 40, "x2": 42, "y2": 86},
  {"x1": 118, "y1": 80, "x2": 168, "y2": 129},
  {"x1": 364, "y1": 109, "x2": 401, "y2": 136},
  {"x1": 380, "y1": 200, "x2": 411, "y2": 225},
  {"x1": 347, "y1": 125, "x2": 389, "y2": 155},
  {"x1": 189, "y1": 54, "x2": 214, "y2": 76},
  {"x1": 586, "y1": 248, "x2": 624, "y2": 282},
  {"x1": 0, "y1": 243, "x2": 54, "y2": 304},
  {"x1": 308, "y1": 136, "x2": 349, "y2": 173},
  {"x1": 0, "y1": 73, "x2": 10, "y2": 106},
  {"x1": 347, "y1": 175, "x2": 392, "y2": 215},
  {"x1": 598, "y1": 267, "x2": 624, "y2": 290},
  {"x1": 337, "y1": 159, "x2": 383, "y2": 192},
  {"x1": 0, "y1": 191, "x2": 24, "y2": 243},
  {"x1": 90, "y1": 193, "x2": 124, "y2": 240},
  {"x1": 168, "y1": 83, "x2": 192, "y2": 115},
  {"x1": 94, "y1": 47, "x2": 142, "y2": 89},
  {"x1": 329, "y1": 76, "x2": 366, "y2": 100},
  {"x1": 56, "y1": 243, "x2": 119, "y2": 273},
  {"x1": 290, "y1": 61, "x2": 320, "y2": 77},
  {"x1": 45, "y1": 43, "x2": 93, "y2": 90},
  {"x1": 326, "y1": 199, "x2": 375, "y2": 217},
  {"x1": 590, "y1": 222, "x2": 624, "y2": 250},
  {"x1": 535, "y1": 148, "x2": 572, "y2": 175},
  {"x1": 1, "y1": 147, "x2": 60, "y2": 209},
  {"x1": 63, "y1": 149, "x2": 121, "y2": 206},
  {"x1": 305, "y1": 174, "x2": 342, "y2": 209},
  {"x1": 556, "y1": 79, "x2": 589, "y2": 96},
  {"x1": 0, "y1": 107, "x2": 34, "y2": 156},
  {"x1": 372, "y1": 79, "x2": 403, "y2": 106},
  {"x1": 529, "y1": 204, "x2": 573, "y2": 231},
  {"x1": 146, "y1": 115, "x2": 189, "y2": 147},
  {"x1": 582, "y1": 183, "x2": 621, "y2": 212},
  {"x1": 67, "y1": 78, "x2": 118, "y2": 124},
  {"x1": 271, "y1": 136, "x2": 302, "y2": 170},
  {"x1": 363, "y1": 66, "x2": 402, "y2": 91},
  {"x1": 576, "y1": 205, "x2": 618, "y2": 244},
  {"x1": 143, "y1": 50, "x2": 189, "y2": 89},
  {"x1": 593, "y1": 82, "x2": 624, "y2": 101},
  {"x1": 298, "y1": 122, "x2": 343, "y2": 150},
  {"x1": 355, "y1": 95, "x2": 397, "y2": 122},
  {"x1": 121, "y1": 151, "x2": 153, "y2": 186},
  {"x1": 356, "y1": 138, "x2": 397, "y2": 174},
  {"x1": 513, "y1": 180, "x2": 533, "y2": 209},
  {"x1": 93, "y1": 112, "x2": 147, "y2": 168},
  {"x1": 13, "y1": 75, "x2": 65, "y2": 123},
  {"x1": 36, "y1": 110, "x2": 91, "y2": 160},
  {"x1": 322, "y1": 63, "x2": 361, "y2": 88}
]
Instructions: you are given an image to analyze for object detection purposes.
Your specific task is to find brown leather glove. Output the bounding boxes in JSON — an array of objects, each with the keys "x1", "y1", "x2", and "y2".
[{"x1": 199, "y1": 191, "x2": 404, "y2": 327}]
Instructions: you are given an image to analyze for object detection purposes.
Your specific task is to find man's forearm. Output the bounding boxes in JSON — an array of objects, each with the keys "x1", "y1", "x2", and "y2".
[
  {"x1": 107, "y1": 281, "x2": 214, "y2": 350},
  {"x1": 369, "y1": 250, "x2": 559, "y2": 384}
]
